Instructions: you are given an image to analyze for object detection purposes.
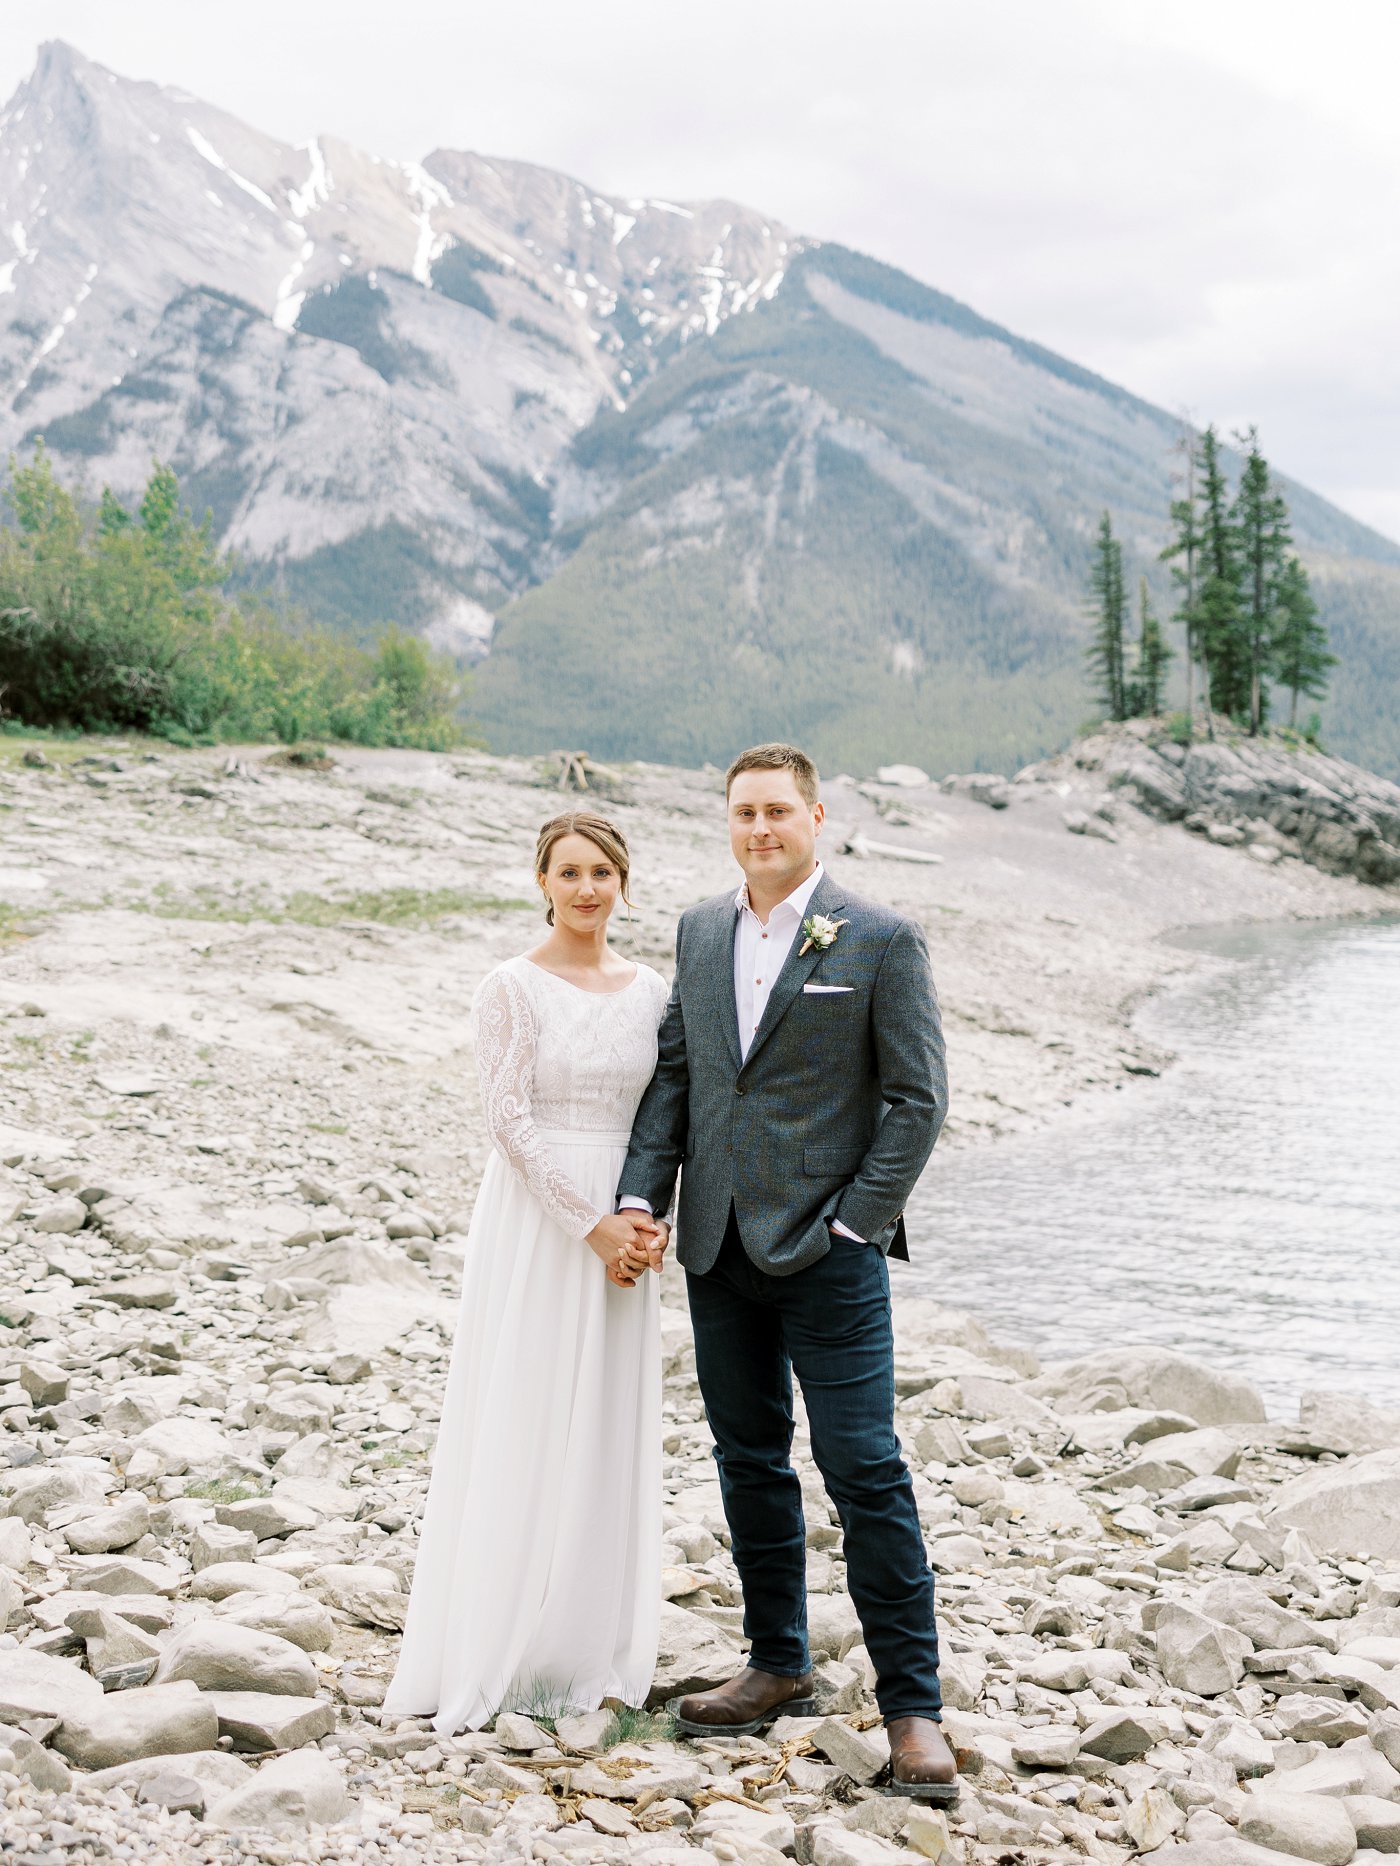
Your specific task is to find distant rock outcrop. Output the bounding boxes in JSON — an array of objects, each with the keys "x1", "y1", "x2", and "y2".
[{"x1": 1030, "y1": 724, "x2": 1400, "y2": 887}]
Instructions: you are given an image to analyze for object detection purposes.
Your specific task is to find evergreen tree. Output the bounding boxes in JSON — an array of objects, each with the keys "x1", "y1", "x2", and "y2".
[
  {"x1": 1195, "y1": 424, "x2": 1248, "y2": 723},
  {"x1": 1272, "y1": 555, "x2": 1334, "y2": 728},
  {"x1": 1129, "y1": 576, "x2": 1172, "y2": 716},
  {"x1": 1086, "y1": 510, "x2": 1128, "y2": 721},
  {"x1": 1160, "y1": 429, "x2": 1203, "y2": 737},
  {"x1": 1231, "y1": 429, "x2": 1292, "y2": 734}
]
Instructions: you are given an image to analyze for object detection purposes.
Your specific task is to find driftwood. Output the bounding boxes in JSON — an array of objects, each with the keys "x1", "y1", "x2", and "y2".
[
  {"x1": 840, "y1": 831, "x2": 943, "y2": 865},
  {"x1": 551, "y1": 750, "x2": 593, "y2": 791},
  {"x1": 544, "y1": 750, "x2": 629, "y2": 799}
]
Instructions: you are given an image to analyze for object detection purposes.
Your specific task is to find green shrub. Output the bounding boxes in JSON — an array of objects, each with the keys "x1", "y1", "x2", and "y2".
[{"x1": 0, "y1": 446, "x2": 469, "y2": 751}]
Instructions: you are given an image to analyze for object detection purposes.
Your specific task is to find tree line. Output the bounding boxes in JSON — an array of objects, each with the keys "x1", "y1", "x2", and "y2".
[
  {"x1": 1087, "y1": 425, "x2": 1335, "y2": 737},
  {"x1": 0, "y1": 447, "x2": 467, "y2": 749}
]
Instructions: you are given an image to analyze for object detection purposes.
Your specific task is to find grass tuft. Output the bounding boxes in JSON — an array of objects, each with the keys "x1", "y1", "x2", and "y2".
[
  {"x1": 598, "y1": 1706, "x2": 676, "y2": 1750},
  {"x1": 182, "y1": 1478, "x2": 268, "y2": 1504},
  {"x1": 132, "y1": 883, "x2": 528, "y2": 928}
]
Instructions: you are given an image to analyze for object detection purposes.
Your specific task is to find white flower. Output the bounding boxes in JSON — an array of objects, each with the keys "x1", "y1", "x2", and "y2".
[{"x1": 799, "y1": 913, "x2": 849, "y2": 956}]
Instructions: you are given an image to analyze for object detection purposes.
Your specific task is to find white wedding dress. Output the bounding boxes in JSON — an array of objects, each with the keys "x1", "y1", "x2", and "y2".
[{"x1": 384, "y1": 954, "x2": 670, "y2": 1732}]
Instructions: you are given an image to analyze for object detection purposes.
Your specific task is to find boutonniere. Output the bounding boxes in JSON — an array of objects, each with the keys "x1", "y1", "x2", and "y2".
[{"x1": 799, "y1": 913, "x2": 849, "y2": 957}]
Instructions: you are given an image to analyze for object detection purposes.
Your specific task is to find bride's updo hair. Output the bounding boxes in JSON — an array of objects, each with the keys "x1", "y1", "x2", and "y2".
[{"x1": 535, "y1": 811, "x2": 633, "y2": 926}]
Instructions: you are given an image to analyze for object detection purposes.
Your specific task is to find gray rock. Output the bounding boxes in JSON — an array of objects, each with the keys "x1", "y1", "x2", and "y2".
[
  {"x1": 94, "y1": 1275, "x2": 177, "y2": 1308},
  {"x1": 191, "y1": 1522, "x2": 259, "y2": 1571},
  {"x1": 1203, "y1": 1718, "x2": 1275, "y2": 1777},
  {"x1": 34, "y1": 1197, "x2": 87, "y2": 1234},
  {"x1": 1022, "y1": 1648, "x2": 1134, "y2": 1692},
  {"x1": 137, "y1": 1769, "x2": 207, "y2": 1814},
  {"x1": 810, "y1": 1717, "x2": 890, "y2": 1785},
  {"x1": 554, "y1": 1709, "x2": 614, "y2": 1754},
  {"x1": 1125, "y1": 1786, "x2": 1186, "y2": 1851},
  {"x1": 201, "y1": 1690, "x2": 335, "y2": 1752},
  {"x1": 62, "y1": 1494, "x2": 152, "y2": 1555},
  {"x1": 0, "y1": 1648, "x2": 104, "y2": 1722},
  {"x1": 1202, "y1": 1577, "x2": 1327, "y2": 1652},
  {"x1": 807, "y1": 1818, "x2": 905, "y2": 1866},
  {"x1": 810, "y1": 1656, "x2": 863, "y2": 1715},
  {"x1": 1028, "y1": 1345, "x2": 1267, "y2": 1426},
  {"x1": 1343, "y1": 1798, "x2": 1400, "y2": 1853},
  {"x1": 1, "y1": 1461, "x2": 105, "y2": 1522},
  {"x1": 130, "y1": 1416, "x2": 246, "y2": 1476},
  {"x1": 646, "y1": 1602, "x2": 745, "y2": 1707},
  {"x1": 18, "y1": 1360, "x2": 69, "y2": 1406},
  {"x1": 69, "y1": 1606, "x2": 163, "y2": 1690},
  {"x1": 82, "y1": 1749, "x2": 255, "y2": 1796},
  {"x1": 153, "y1": 1620, "x2": 318, "y2": 1697},
  {"x1": 191, "y1": 1561, "x2": 303, "y2": 1601},
  {"x1": 808, "y1": 1593, "x2": 864, "y2": 1662},
  {"x1": 212, "y1": 1592, "x2": 335, "y2": 1652},
  {"x1": 4, "y1": 1729, "x2": 73, "y2": 1792},
  {"x1": 1268, "y1": 1452, "x2": 1400, "y2": 1562},
  {"x1": 1370, "y1": 1711, "x2": 1400, "y2": 1772},
  {"x1": 1156, "y1": 1603, "x2": 1253, "y2": 1696},
  {"x1": 206, "y1": 1748, "x2": 349, "y2": 1831},
  {"x1": 66, "y1": 1555, "x2": 181, "y2": 1596},
  {"x1": 214, "y1": 1496, "x2": 321, "y2": 1540},
  {"x1": 1285, "y1": 1393, "x2": 1400, "y2": 1459},
  {"x1": 1011, "y1": 1726, "x2": 1081, "y2": 1768},
  {"x1": 1079, "y1": 1707, "x2": 1171, "y2": 1761},
  {"x1": 495, "y1": 1711, "x2": 552, "y2": 1750},
  {"x1": 1097, "y1": 1426, "x2": 1243, "y2": 1493},
  {"x1": 52, "y1": 1678, "x2": 219, "y2": 1770},
  {"x1": 0, "y1": 1519, "x2": 32, "y2": 1569},
  {"x1": 1273, "y1": 1696, "x2": 1371, "y2": 1746},
  {"x1": 1238, "y1": 1791, "x2": 1356, "y2": 1865}
]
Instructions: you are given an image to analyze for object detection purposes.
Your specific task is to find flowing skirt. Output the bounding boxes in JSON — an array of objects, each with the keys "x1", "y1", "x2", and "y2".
[{"x1": 384, "y1": 1131, "x2": 660, "y2": 1732}]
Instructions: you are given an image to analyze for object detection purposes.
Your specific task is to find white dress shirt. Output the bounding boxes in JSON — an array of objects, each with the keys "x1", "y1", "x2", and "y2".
[
  {"x1": 623, "y1": 861, "x2": 864, "y2": 1242},
  {"x1": 734, "y1": 861, "x2": 826, "y2": 1060}
]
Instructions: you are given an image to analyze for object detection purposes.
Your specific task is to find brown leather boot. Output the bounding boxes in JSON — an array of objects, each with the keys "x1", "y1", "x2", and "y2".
[
  {"x1": 886, "y1": 1716, "x2": 958, "y2": 1804},
  {"x1": 673, "y1": 1666, "x2": 815, "y2": 1736}
]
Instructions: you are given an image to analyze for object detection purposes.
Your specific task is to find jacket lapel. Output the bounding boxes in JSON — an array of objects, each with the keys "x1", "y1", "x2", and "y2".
[
  {"x1": 705, "y1": 893, "x2": 743, "y2": 1073},
  {"x1": 741, "y1": 871, "x2": 848, "y2": 1072}
]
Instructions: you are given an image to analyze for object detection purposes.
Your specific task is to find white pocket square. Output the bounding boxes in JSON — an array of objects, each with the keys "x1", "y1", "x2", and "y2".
[{"x1": 803, "y1": 983, "x2": 853, "y2": 994}]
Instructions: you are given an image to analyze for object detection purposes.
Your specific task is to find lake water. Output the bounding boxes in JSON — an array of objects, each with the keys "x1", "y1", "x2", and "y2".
[{"x1": 897, "y1": 915, "x2": 1400, "y2": 1416}]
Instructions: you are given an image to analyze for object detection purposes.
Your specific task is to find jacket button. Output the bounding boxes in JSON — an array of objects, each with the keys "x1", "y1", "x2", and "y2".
[{"x1": 734, "y1": 1083, "x2": 746, "y2": 1096}]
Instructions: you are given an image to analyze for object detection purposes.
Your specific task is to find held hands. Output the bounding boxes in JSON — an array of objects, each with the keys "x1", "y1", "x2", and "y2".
[{"x1": 586, "y1": 1211, "x2": 669, "y2": 1288}]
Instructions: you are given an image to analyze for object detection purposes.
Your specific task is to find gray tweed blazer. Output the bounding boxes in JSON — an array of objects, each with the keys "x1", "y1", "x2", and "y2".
[{"x1": 618, "y1": 869, "x2": 947, "y2": 1276}]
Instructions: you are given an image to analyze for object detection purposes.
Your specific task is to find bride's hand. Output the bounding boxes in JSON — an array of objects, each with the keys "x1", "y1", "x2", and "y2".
[{"x1": 586, "y1": 1212, "x2": 656, "y2": 1288}]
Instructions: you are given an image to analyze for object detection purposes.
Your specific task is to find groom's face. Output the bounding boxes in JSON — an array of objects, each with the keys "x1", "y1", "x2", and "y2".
[{"x1": 728, "y1": 770, "x2": 824, "y2": 895}]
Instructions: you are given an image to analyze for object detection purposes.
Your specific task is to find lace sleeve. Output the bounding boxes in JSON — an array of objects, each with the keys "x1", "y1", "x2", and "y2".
[{"x1": 472, "y1": 967, "x2": 605, "y2": 1240}]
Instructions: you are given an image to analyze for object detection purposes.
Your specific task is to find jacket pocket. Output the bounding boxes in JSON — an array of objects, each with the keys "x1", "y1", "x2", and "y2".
[{"x1": 803, "y1": 1145, "x2": 867, "y2": 1178}]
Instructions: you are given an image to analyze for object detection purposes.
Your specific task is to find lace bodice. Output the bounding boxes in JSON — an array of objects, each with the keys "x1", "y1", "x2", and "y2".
[{"x1": 473, "y1": 956, "x2": 670, "y2": 1238}]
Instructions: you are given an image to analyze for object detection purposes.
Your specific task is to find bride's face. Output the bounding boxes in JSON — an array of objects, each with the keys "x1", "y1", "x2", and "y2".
[{"x1": 541, "y1": 833, "x2": 622, "y2": 932}]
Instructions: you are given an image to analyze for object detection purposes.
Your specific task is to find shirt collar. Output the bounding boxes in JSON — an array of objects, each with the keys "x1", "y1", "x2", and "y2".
[{"x1": 734, "y1": 860, "x2": 824, "y2": 923}]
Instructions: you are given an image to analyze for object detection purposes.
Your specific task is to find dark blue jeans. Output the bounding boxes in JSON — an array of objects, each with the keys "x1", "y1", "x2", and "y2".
[{"x1": 686, "y1": 1210, "x2": 942, "y2": 1721}]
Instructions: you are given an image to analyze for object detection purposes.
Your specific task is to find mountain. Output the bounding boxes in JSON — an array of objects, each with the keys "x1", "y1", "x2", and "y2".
[{"x1": 4, "y1": 42, "x2": 1399, "y2": 776}]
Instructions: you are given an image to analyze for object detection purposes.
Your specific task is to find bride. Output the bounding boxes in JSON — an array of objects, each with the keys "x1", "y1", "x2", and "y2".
[{"x1": 385, "y1": 810, "x2": 670, "y2": 1732}]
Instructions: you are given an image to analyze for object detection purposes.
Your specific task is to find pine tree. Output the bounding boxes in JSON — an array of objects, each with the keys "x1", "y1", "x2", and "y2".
[
  {"x1": 1086, "y1": 511, "x2": 1128, "y2": 721},
  {"x1": 1272, "y1": 555, "x2": 1334, "y2": 728},
  {"x1": 1160, "y1": 429, "x2": 1203, "y2": 738},
  {"x1": 1129, "y1": 576, "x2": 1172, "y2": 716},
  {"x1": 1195, "y1": 424, "x2": 1247, "y2": 724},
  {"x1": 1231, "y1": 429, "x2": 1292, "y2": 734}
]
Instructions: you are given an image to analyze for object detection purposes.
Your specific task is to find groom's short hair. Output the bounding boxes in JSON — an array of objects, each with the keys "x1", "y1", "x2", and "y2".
[{"x1": 725, "y1": 742, "x2": 820, "y2": 805}]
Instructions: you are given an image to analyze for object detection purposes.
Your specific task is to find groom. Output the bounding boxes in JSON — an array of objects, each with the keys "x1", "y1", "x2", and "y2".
[{"x1": 619, "y1": 742, "x2": 955, "y2": 1801}]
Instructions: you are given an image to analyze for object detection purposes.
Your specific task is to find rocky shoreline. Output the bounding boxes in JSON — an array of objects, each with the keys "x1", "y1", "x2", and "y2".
[{"x1": 1, "y1": 732, "x2": 1398, "y2": 1862}]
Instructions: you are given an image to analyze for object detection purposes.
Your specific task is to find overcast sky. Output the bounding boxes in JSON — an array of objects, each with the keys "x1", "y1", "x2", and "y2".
[{"x1": 5, "y1": 0, "x2": 1398, "y2": 542}]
